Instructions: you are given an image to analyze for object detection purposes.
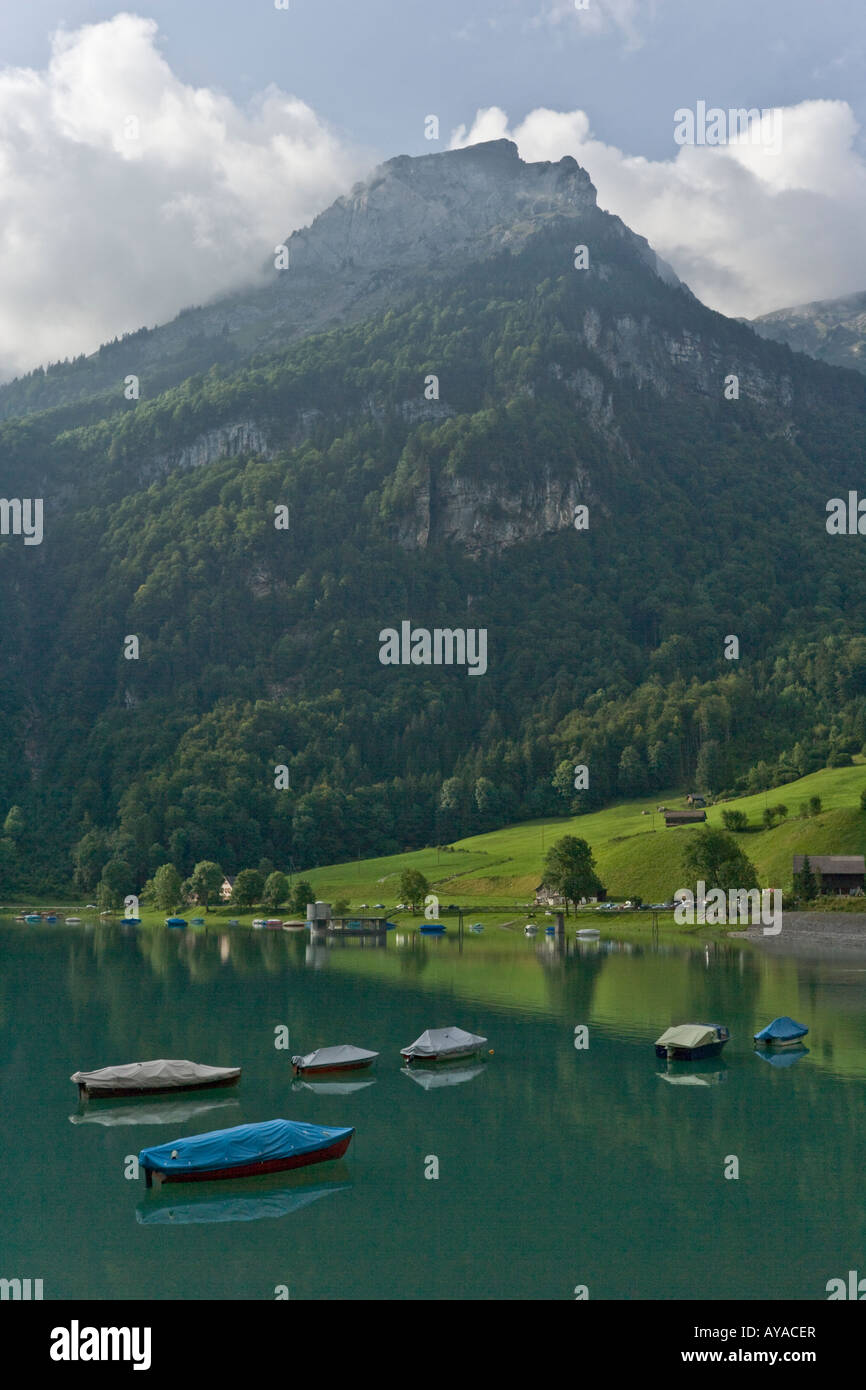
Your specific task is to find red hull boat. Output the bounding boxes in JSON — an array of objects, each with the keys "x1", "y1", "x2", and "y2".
[
  {"x1": 140, "y1": 1118, "x2": 355, "y2": 1188},
  {"x1": 151, "y1": 1132, "x2": 353, "y2": 1185}
]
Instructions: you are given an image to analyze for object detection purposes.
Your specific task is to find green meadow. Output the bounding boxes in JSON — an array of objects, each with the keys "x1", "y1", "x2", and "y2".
[{"x1": 295, "y1": 763, "x2": 866, "y2": 909}]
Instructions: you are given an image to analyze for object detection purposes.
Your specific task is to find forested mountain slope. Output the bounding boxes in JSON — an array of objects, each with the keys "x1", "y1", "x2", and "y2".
[{"x1": 1, "y1": 141, "x2": 865, "y2": 892}]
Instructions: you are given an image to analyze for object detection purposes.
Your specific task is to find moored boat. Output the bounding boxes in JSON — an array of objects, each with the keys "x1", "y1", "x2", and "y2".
[
  {"x1": 420, "y1": 923, "x2": 446, "y2": 935},
  {"x1": 139, "y1": 1117, "x2": 355, "y2": 1186},
  {"x1": 71, "y1": 1058, "x2": 241, "y2": 1100},
  {"x1": 754, "y1": 1016, "x2": 808, "y2": 1048},
  {"x1": 120, "y1": 916, "x2": 140, "y2": 925},
  {"x1": 400, "y1": 1026, "x2": 488, "y2": 1064},
  {"x1": 654, "y1": 1024, "x2": 730, "y2": 1061},
  {"x1": 165, "y1": 916, "x2": 187, "y2": 927},
  {"x1": 291, "y1": 1044, "x2": 379, "y2": 1076},
  {"x1": 190, "y1": 917, "x2": 205, "y2": 926},
  {"x1": 265, "y1": 919, "x2": 283, "y2": 928},
  {"x1": 65, "y1": 916, "x2": 82, "y2": 924},
  {"x1": 24, "y1": 914, "x2": 41, "y2": 923},
  {"x1": 576, "y1": 928, "x2": 600, "y2": 939},
  {"x1": 282, "y1": 920, "x2": 306, "y2": 931}
]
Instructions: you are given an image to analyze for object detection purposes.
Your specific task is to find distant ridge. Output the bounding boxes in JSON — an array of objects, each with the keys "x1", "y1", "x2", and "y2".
[{"x1": 748, "y1": 290, "x2": 866, "y2": 375}]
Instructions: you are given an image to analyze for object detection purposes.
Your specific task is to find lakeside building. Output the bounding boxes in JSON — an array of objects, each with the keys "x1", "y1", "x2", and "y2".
[{"x1": 792, "y1": 855, "x2": 865, "y2": 895}]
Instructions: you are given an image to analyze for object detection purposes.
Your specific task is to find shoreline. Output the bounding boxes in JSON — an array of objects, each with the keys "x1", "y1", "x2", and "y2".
[{"x1": 727, "y1": 911, "x2": 866, "y2": 960}]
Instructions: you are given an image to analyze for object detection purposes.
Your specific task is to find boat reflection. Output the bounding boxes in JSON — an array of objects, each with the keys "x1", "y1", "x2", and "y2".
[
  {"x1": 136, "y1": 1176, "x2": 351, "y2": 1226},
  {"x1": 69, "y1": 1096, "x2": 241, "y2": 1127},
  {"x1": 401, "y1": 1062, "x2": 486, "y2": 1090},
  {"x1": 291, "y1": 1078, "x2": 377, "y2": 1095},
  {"x1": 656, "y1": 1061, "x2": 728, "y2": 1087},
  {"x1": 754, "y1": 1044, "x2": 810, "y2": 1069}
]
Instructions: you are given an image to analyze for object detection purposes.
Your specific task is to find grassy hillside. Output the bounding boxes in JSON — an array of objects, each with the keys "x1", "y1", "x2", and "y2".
[{"x1": 296, "y1": 764, "x2": 866, "y2": 907}]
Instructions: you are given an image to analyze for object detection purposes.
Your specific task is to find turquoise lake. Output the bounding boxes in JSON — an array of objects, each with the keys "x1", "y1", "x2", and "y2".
[{"x1": 2, "y1": 919, "x2": 865, "y2": 1300}]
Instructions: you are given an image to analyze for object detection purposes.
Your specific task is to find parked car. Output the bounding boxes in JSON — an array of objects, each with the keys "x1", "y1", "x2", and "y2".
[{"x1": 374, "y1": 902, "x2": 385, "y2": 908}]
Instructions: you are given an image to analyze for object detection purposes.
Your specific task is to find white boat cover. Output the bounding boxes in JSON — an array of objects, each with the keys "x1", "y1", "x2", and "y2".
[
  {"x1": 291, "y1": 1045, "x2": 379, "y2": 1071},
  {"x1": 70, "y1": 1059, "x2": 241, "y2": 1094},
  {"x1": 655, "y1": 1025, "x2": 717, "y2": 1050},
  {"x1": 401, "y1": 1026, "x2": 487, "y2": 1058}
]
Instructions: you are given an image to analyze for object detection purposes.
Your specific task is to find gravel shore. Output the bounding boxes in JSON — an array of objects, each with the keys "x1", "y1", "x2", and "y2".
[{"x1": 727, "y1": 911, "x2": 866, "y2": 959}]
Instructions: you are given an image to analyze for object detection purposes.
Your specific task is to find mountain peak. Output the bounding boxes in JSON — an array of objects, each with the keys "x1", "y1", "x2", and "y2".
[{"x1": 283, "y1": 139, "x2": 598, "y2": 276}]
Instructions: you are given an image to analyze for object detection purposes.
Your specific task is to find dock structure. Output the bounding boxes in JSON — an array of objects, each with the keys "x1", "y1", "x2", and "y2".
[{"x1": 307, "y1": 901, "x2": 389, "y2": 936}]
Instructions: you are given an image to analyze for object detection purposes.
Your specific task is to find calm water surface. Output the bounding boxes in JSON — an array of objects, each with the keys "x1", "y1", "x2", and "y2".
[{"x1": 2, "y1": 919, "x2": 865, "y2": 1300}]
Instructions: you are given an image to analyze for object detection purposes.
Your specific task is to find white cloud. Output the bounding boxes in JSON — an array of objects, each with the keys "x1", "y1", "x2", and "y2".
[
  {"x1": 0, "y1": 13, "x2": 368, "y2": 380},
  {"x1": 450, "y1": 101, "x2": 866, "y2": 318}
]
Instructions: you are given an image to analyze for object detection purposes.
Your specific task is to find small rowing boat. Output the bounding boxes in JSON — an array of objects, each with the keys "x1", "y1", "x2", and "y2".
[
  {"x1": 71, "y1": 1058, "x2": 241, "y2": 1100},
  {"x1": 654, "y1": 1024, "x2": 730, "y2": 1061},
  {"x1": 291, "y1": 1044, "x2": 379, "y2": 1076},
  {"x1": 400, "y1": 1026, "x2": 488, "y2": 1064},
  {"x1": 65, "y1": 916, "x2": 82, "y2": 924},
  {"x1": 524, "y1": 924, "x2": 537, "y2": 936},
  {"x1": 165, "y1": 917, "x2": 187, "y2": 928},
  {"x1": 420, "y1": 923, "x2": 446, "y2": 935},
  {"x1": 139, "y1": 1117, "x2": 354, "y2": 1186},
  {"x1": 753, "y1": 1016, "x2": 808, "y2": 1048}
]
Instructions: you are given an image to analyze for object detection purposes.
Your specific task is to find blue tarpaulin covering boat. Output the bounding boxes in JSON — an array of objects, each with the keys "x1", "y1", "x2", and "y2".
[
  {"x1": 139, "y1": 1117, "x2": 354, "y2": 1186},
  {"x1": 754, "y1": 1016, "x2": 808, "y2": 1047}
]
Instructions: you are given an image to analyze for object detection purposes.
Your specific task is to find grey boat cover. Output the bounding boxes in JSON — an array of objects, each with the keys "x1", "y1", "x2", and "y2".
[
  {"x1": 401, "y1": 1026, "x2": 487, "y2": 1058},
  {"x1": 70, "y1": 1059, "x2": 241, "y2": 1094},
  {"x1": 291, "y1": 1045, "x2": 379, "y2": 1071}
]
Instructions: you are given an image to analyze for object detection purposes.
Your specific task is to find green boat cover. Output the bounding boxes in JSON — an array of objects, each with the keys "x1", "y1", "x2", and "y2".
[{"x1": 655, "y1": 1024, "x2": 718, "y2": 1049}]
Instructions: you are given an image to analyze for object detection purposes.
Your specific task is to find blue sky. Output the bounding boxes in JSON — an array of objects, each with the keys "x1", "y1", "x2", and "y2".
[
  {"x1": 0, "y1": 3, "x2": 864, "y2": 377},
  {"x1": 3, "y1": 0, "x2": 864, "y2": 162}
]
